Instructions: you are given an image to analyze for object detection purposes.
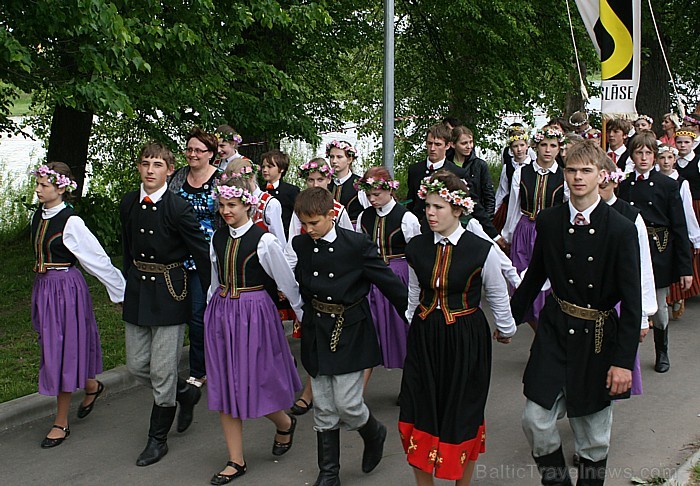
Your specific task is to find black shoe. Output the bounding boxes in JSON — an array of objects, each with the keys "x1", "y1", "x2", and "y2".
[
  {"x1": 533, "y1": 446, "x2": 573, "y2": 486},
  {"x1": 40, "y1": 424, "x2": 70, "y2": 448},
  {"x1": 577, "y1": 456, "x2": 607, "y2": 486},
  {"x1": 290, "y1": 397, "x2": 313, "y2": 415},
  {"x1": 77, "y1": 380, "x2": 105, "y2": 419},
  {"x1": 272, "y1": 414, "x2": 297, "y2": 456},
  {"x1": 210, "y1": 461, "x2": 246, "y2": 485},
  {"x1": 176, "y1": 378, "x2": 202, "y2": 433},
  {"x1": 314, "y1": 429, "x2": 341, "y2": 486},
  {"x1": 357, "y1": 413, "x2": 387, "y2": 473},
  {"x1": 136, "y1": 403, "x2": 176, "y2": 466},
  {"x1": 653, "y1": 327, "x2": 670, "y2": 373}
]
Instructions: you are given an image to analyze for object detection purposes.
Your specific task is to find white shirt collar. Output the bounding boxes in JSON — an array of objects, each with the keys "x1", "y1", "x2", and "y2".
[
  {"x1": 427, "y1": 158, "x2": 446, "y2": 170},
  {"x1": 267, "y1": 179, "x2": 280, "y2": 189},
  {"x1": 228, "y1": 219, "x2": 254, "y2": 239},
  {"x1": 42, "y1": 202, "x2": 67, "y2": 219},
  {"x1": 608, "y1": 145, "x2": 627, "y2": 157},
  {"x1": 376, "y1": 199, "x2": 396, "y2": 217},
  {"x1": 680, "y1": 150, "x2": 696, "y2": 163},
  {"x1": 227, "y1": 152, "x2": 243, "y2": 163},
  {"x1": 568, "y1": 195, "x2": 601, "y2": 225},
  {"x1": 433, "y1": 224, "x2": 465, "y2": 245},
  {"x1": 604, "y1": 193, "x2": 617, "y2": 206},
  {"x1": 139, "y1": 183, "x2": 168, "y2": 204},
  {"x1": 334, "y1": 172, "x2": 354, "y2": 185},
  {"x1": 634, "y1": 170, "x2": 650, "y2": 180},
  {"x1": 319, "y1": 224, "x2": 337, "y2": 243},
  {"x1": 533, "y1": 160, "x2": 558, "y2": 174}
]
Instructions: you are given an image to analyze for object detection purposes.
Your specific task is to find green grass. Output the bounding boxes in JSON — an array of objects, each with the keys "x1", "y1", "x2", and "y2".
[
  {"x1": 8, "y1": 91, "x2": 34, "y2": 117},
  {"x1": 691, "y1": 461, "x2": 700, "y2": 485},
  {"x1": 0, "y1": 236, "x2": 126, "y2": 403}
]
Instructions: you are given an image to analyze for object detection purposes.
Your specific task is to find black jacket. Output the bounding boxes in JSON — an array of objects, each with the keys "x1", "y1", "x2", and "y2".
[
  {"x1": 450, "y1": 152, "x2": 496, "y2": 217},
  {"x1": 292, "y1": 228, "x2": 408, "y2": 377},
  {"x1": 120, "y1": 190, "x2": 210, "y2": 326},
  {"x1": 511, "y1": 202, "x2": 641, "y2": 417},
  {"x1": 265, "y1": 180, "x2": 300, "y2": 238}
]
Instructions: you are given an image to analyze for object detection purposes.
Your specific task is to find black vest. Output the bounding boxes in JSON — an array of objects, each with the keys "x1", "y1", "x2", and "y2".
[
  {"x1": 212, "y1": 224, "x2": 277, "y2": 300},
  {"x1": 31, "y1": 206, "x2": 77, "y2": 273},
  {"x1": 675, "y1": 152, "x2": 700, "y2": 200},
  {"x1": 519, "y1": 164, "x2": 565, "y2": 219},
  {"x1": 359, "y1": 204, "x2": 408, "y2": 262},
  {"x1": 406, "y1": 231, "x2": 491, "y2": 324},
  {"x1": 332, "y1": 174, "x2": 362, "y2": 221}
]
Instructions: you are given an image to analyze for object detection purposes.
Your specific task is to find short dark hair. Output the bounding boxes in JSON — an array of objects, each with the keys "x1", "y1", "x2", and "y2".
[
  {"x1": 140, "y1": 141, "x2": 175, "y2": 168},
  {"x1": 294, "y1": 187, "x2": 334, "y2": 218},
  {"x1": 261, "y1": 149, "x2": 291, "y2": 175},
  {"x1": 186, "y1": 127, "x2": 218, "y2": 163},
  {"x1": 628, "y1": 131, "x2": 659, "y2": 157},
  {"x1": 606, "y1": 118, "x2": 633, "y2": 135},
  {"x1": 427, "y1": 123, "x2": 453, "y2": 143},
  {"x1": 442, "y1": 116, "x2": 462, "y2": 128}
]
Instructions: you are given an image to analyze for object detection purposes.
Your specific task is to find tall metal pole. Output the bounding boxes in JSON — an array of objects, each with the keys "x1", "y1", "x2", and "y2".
[{"x1": 382, "y1": 0, "x2": 395, "y2": 175}]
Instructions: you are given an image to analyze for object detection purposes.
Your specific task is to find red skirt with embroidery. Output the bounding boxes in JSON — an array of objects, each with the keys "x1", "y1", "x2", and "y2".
[
  {"x1": 668, "y1": 199, "x2": 700, "y2": 301},
  {"x1": 492, "y1": 196, "x2": 509, "y2": 234},
  {"x1": 398, "y1": 308, "x2": 491, "y2": 480}
]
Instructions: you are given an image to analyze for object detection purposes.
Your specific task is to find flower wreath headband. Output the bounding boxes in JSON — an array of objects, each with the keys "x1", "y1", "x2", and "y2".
[
  {"x1": 568, "y1": 114, "x2": 588, "y2": 128},
  {"x1": 675, "y1": 129, "x2": 698, "y2": 140},
  {"x1": 221, "y1": 161, "x2": 257, "y2": 180},
  {"x1": 417, "y1": 177, "x2": 474, "y2": 215},
  {"x1": 603, "y1": 168, "x2": 626, "y2": 185},
  {"x1": 298, "y1": 160, "x2": 334, "y2": 179},
  {"x1": 355, "y1": 176, "x2": 399, "y2": 192},
  {"x1": 215, "y1": 132, "x2": 243, "y2": 145},
  {"x1": 658, "y1": 145, "x2": 679, "y2": 156},
  {"x1": 325, "y1": 140, "x2": 357, "y2": 158},
  {"x1": 532, "y1": 127, "x2": 567, "y2": 145},
  {"x1": 636, "y1": 115, "x2": 653, "y2": 125},
  {"x1": 33, "y1": 165, "x2": 79, "y2": 192},
  {"x1": 682, "y1": 115, "x2": 700, "y2": 127},
  {"x1": 508, "y1": 133, "x2": 528, "y2": 144},
  {"x1": 212, "y1": 185, "x2": 259, "y2": 205}
]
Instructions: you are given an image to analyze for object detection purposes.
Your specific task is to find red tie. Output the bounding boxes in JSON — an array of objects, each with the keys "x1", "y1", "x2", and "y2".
[
  {"x1": 143, "y1": 196, "x2": 153, "y2": 204},
  {"x1": 607, "y1": 151, "x2": 617, "y2": 163},
  {"x1": 574, "y1": 212, "x2": 588, "y2": 226},
  {"x1": 266, "y1": 183, "x2": 274, "y2": 190},
  {"x1": 429, "y1": 164, "x2": 435, "y2": 171},
  {"x1": 637, "y1": 174, "x2": 644, "y2": 182}
]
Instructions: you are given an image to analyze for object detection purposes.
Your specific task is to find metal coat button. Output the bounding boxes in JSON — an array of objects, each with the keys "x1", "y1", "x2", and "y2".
[
  {"x1": 589, "y1": 229, "x2": 595, "y2": 234},
  {"x1": 569, "y1": 228, "x2": 575, "y2": 234},
  {"x1": 150, "y1": 276, "x2": 156, "y2": 281},
  {"x1": 314, "y1": 248, "x2": 319, "y2": 253},
  {"x1": 566, "y1": 253, "x2": 571, "y2": 259},
  {"x1": 141, "y1": 275, "x2": 146, "y2": 280},
  {"x1": 327, "y1": 296, "x2": 332, "y2": 301},
  {"x1": 568, "y1": 279, "x2": 574, "y2": 284},
  {"x1": 141, "y1": 204, "x2": 147, "y2": 210},
  {"x1": 588, "y1": 256, "x2": 593, "y2": 262},
  {"x1": 313, "y1": 271, "x2": 319, "y2": 276},
  {"x1": 569, "y1": 329, "x2": 575, "y2": 335},
  {"x1": 329, "y1": 273, "x2": 334, "y2": 278},
  {"x1": 140, "y1": 228, "x2": 145, "y2": 233},
  {"x1": 588, "y1": 284, "x2": 594, "y2": 288},
  {"x1": 148, "y1": 230, "x2": 154, "y2": 235},
  {"x1": 329, "y1": 248, "x2": 334, "y2": 252}
]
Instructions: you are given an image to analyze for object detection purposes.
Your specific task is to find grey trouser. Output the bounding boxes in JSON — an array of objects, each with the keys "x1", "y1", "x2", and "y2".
[
  {"x1": 125, "y1": 322, "x2": 185, "y2": 407},
  {"x1": 652, "y1": 287, "x2": 669, "y2": 330},
  {"x1": 310, "y1": 371, "x2": 370, "y2": 432},
  {"x1": 522, "y1": 391, "x2": 613, "y2": 462}
]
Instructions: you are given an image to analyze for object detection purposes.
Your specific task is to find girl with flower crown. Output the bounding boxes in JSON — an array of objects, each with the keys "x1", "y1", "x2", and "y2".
[
  {"x1": 659, "y1": 141, "x2": 700, "y2": 319},
  {"x1": 225, "y1": 157, "x2": 287, "y2": 246},
  {"x1": 326, "y1": 140, "x2": 370, "y2": 225},
  {"x1": 493, "y1": 125, "x2": 534, "y2": 232},
  {"x1": 355, "y1": 166, "x2": 421, "y2": 384},
  {"x1": 501, "y1": 126, "x2": 569, "y2": 330},
  {"x1": 398, "y1": 170, "x2": 515, "y2": 485},
  {"x1": 205, "y1": 177, "x2": 303, "y2": 484},
  {"x1": 31, "y1": 162, "x2": 125, "y2": 448}
]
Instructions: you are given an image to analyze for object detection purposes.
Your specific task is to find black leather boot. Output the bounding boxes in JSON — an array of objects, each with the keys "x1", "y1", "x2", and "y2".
[
  {"x1": 357, "y1": 413, "x2": 387, "y2": 473},
  {"x1": 577, "y1": 456, "x2": 606, "y2": 486},
  {"x1": 176, "y1": 377, "x2": 201, "y2": 432},
  {"x1": 653, "y1": 327, "x2": 670, "y2": 373},
  {"x1": 136, "y1": 403, "x2": 176, "y2": 466},
  {"x1": 313, "y1": 429, "x2": 341, "y2": 486},
  {"x1": 533, "y1": 447, "x2": 573, "y2": 486}
]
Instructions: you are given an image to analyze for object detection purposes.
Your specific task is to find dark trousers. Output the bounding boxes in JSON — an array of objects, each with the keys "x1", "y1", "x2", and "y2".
[{"x1": 187, "y1": 270, "x2": 206, "y2": 378}]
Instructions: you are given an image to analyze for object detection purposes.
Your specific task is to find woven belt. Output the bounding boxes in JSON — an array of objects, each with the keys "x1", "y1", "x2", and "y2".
[
  {"x1": 551, "y1": 292, "x2": 612, "y2": 354},
  {"x1": 646, "y1": 226, "x2": 669, "y2": 253},
  {"x1": 311, "y1": 298, "x2": 363, "y2": 352},
  {"x1": 133, "y1": 260, "x2": 187, "y2": 301},
  {"x1": 33, "y1": 262, "x2": 72, "y2": 274}
]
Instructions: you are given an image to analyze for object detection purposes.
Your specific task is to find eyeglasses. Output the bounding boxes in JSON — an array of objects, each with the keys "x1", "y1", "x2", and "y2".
[{"x1": 185, "y1": 147, "x2": 210, "y2": 155}]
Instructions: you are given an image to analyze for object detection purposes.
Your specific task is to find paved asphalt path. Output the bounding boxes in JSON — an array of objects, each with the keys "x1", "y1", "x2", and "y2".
[{"x1": 1, "y1": 301, "x2": 698, "y2": 485}]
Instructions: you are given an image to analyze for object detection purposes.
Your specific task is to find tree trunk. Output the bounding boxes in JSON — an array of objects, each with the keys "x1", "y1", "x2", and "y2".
[
  {"x1": 238, "y1": 135, "x2": 277, "y2": 164},
  {"x1": 636, "y1": 10, "x2": 672, "y2": 136},
  {"x1": 565, "y1": 61, "x2": 587, "y2": 117},
  {"x1": 46, "y1": 105, "x2": 93, "y2": 196}
]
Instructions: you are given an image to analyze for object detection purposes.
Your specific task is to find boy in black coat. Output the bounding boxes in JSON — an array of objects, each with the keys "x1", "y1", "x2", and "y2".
[
  {"x1": 120, "y1": 142, "x2": 210, "y2": 466},
  {"x1": 511, "y1": 141, "x2": 642, "y2": 486},
  {"x1": 261, "y1": 149, "x2": 300, "y2": 239},
  {"x1": 284, "y1": 187, "x2": 408, "y2": 486}
]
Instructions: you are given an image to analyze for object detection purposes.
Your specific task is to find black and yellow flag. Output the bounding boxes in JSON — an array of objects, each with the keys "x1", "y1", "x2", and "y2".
[{"x1": 576, "y1": 0, "x2": 641, "y2": 114}]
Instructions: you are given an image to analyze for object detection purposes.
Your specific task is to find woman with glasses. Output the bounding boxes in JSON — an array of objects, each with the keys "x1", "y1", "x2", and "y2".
[{"x1": 168, "y1": 127, "x2": 223, "y2": 394}]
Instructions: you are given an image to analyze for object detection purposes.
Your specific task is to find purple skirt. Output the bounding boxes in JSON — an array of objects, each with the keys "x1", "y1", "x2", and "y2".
[
  {"x1": 204, "y1": 289, "x2": 301, "y2": 419},
  {"x1": 31, "y1": 267, "x2": 103, "y2": 396},
  {"x1": 511, "y1": 215, "x2": 549, "y2": 323},
  {"x1": 368, "y1": 258, "x2": 410, "y2": 369}
]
